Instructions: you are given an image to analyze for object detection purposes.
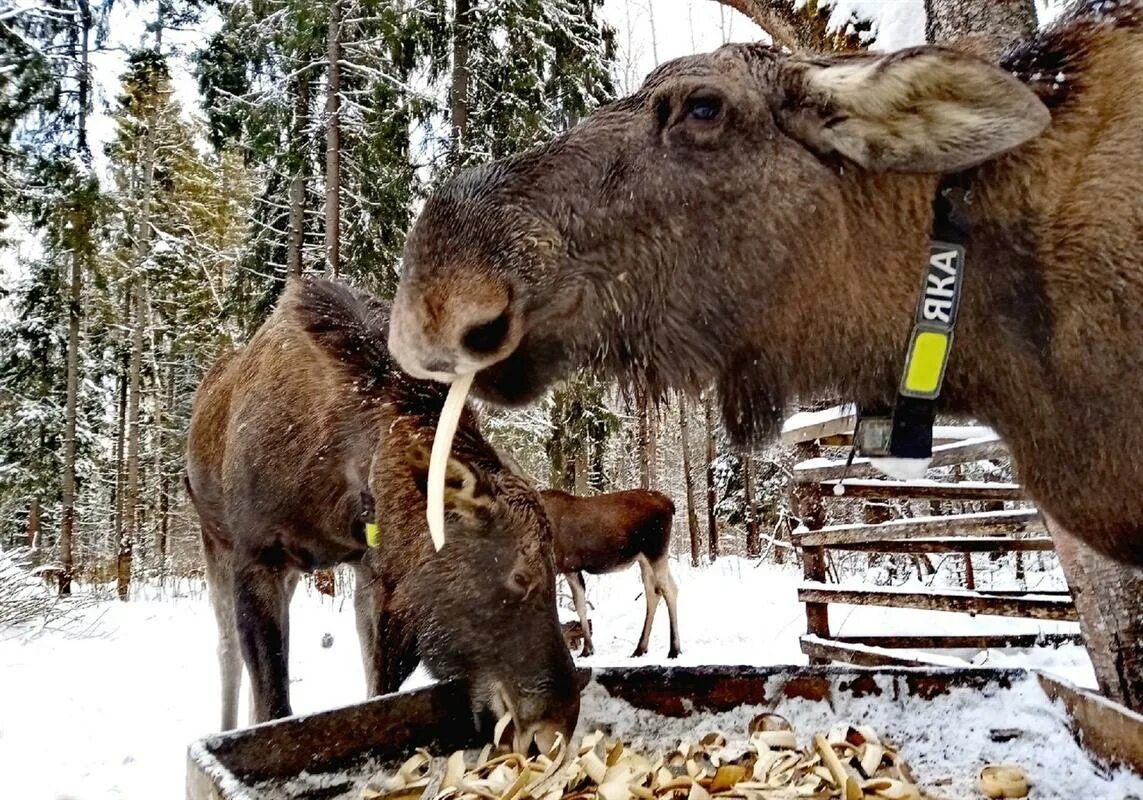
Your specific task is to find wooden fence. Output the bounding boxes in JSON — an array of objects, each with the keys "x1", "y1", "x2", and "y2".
[{"x1": 783, "y1": 405, "x2": 1083, "y2": 667}]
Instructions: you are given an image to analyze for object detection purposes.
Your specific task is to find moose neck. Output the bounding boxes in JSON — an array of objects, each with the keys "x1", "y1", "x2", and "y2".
[{"x1": 731, "y1": 163, "x2": 1051, "y2": 448}]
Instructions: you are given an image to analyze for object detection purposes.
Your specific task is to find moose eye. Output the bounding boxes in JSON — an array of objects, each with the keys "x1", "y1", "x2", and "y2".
[
  {"x1": 686, "y1": 96, "x2": 722, "y2": 122},
  {"x1": 510, "y1": 571, "x2": 530, "y2": 595}
]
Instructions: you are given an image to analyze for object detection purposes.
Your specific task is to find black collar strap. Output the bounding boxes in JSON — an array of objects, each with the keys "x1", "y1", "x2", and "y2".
[{"x1": 853, "y1": 180, "x2": 970, "y2": 476}]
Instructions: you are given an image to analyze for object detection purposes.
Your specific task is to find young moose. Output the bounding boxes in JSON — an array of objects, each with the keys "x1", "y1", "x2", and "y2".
[
  {"x1": 185, "y1": 276, "x2": 579, "y2": 751},
  {"x1": 541, "y1": 489, "x2": 681, "y2": 659},
  {"x1": 388, "y1": 3, "x2": 1143, "y2": 566}
]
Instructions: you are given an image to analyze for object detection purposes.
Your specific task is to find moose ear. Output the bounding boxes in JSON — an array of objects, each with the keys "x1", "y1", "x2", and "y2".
[
  {"x1": 777, "y1": 47, "x2": 1050, "y2": 173},
  {"x1": 408, "y1": 441, "x2": 494, "y2": 519}
]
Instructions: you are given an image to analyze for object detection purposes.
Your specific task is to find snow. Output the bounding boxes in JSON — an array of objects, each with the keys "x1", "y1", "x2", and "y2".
[
  {"x1": 803, "y1": 0, "x2": 927, "y2": 50},
  {"x1": 0, "y1": 558, "x2": 1106, "y2": 798}
]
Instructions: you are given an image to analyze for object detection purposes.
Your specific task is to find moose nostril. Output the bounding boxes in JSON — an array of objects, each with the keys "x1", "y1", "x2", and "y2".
[{"x1": 462, "y1": 310, "x2": 511, "y2": 356}]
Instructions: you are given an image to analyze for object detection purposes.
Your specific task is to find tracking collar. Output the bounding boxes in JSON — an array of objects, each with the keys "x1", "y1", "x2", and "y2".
[{"x1": 852, "y1": 178, "x2": 970, "y2": 480}]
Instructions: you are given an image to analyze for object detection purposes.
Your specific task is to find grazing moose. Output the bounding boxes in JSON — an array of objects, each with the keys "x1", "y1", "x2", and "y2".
[
  {"x1": 387, "y1": 3, "x2": 1143, "y2": 568},
  {"x1": 541, "y1": 489, "x2": 681, "y2": 659},
  {"x1": 185, "y1": 276, "x2": 579, "y2": 752}
]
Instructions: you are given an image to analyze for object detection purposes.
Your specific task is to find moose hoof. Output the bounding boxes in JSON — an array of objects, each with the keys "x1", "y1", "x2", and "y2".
[
  {"x1": 631, "y1": 646, "x2": 648, "y2": 658},
  {"x1": 667, "y1": 648, "x2": 680, "y2": 659},
  {"x1": 580, "y1": 645, "x2": 594, "y2": 658}
]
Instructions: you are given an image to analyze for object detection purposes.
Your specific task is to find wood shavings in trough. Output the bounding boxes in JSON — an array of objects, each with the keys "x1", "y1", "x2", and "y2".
[
  {"x1": 571, "y1": 677, "x2": 1143, "y2": 800},
  {"x1": 361, "y1": 711, "x2": 926, "y2": 800}
]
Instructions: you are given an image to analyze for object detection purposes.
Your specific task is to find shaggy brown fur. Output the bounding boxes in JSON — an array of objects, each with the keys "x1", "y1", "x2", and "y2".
[
  {"x1": 185, "y1": 276, "x2": 579, "y2": 748},
  {"x1": 388, "y1": 2, "x2": 1143, "y2": 565},
  {"x1": 542, "y1": 489, "x2": 681, "y2": 659}
]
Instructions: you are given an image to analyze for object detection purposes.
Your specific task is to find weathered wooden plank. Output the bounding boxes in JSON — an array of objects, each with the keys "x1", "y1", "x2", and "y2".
[
  {"x1": 799, "y1": 536, "x2": 1056, "y2": 553},
  {"x1": 794, "y1": 435, "x2": 1007, "y2": 482},
  {"x1": 801, "y1": 545, "x2": 831, "y2": 661},
  {"x1": 799, "y1": 635, "x2": 969, "y2": 668},
  {"x1": 816, "y1": 478, "x2": 1024, "y2": 502},
  {"x1": 832, "y1": 633, "x2": 1084, "y2": 649},
  {"x1": 1038, "y1": 673, "x2": 1143, "y2": 774},
  {"x1": 792, "y1": 508, "x2": 1043, "y2": 547},
  {"x1": 781, "y1": 405, "x2": 857, "y2": 444},
  {"x1": 797, "y1": 584, "x2": 1079, "y2": 621}
]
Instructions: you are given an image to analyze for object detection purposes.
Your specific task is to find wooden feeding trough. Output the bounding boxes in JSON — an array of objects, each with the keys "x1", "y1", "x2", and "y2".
[{"x1": 187, "y1": 666, "x2": 1143, "y2": 800}]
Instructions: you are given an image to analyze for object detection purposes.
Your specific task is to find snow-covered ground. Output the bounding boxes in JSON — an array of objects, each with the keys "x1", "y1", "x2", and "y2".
[{"x1": 0, "y1": 558, "x2": 1094, "y2": 799}]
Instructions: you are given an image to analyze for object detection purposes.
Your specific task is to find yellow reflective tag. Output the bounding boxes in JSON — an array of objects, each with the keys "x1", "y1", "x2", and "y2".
[
  {"x1": 903, "y1": 330, "x2": 949, "y2": 396},
  {"x1": 365, "y1": 521, "x2": 380, "y2": 548}
]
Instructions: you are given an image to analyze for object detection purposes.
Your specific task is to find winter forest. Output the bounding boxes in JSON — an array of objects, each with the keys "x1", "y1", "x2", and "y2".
[{"x1": 2, "y1": 0, "x2": 1139, "y2": 797}]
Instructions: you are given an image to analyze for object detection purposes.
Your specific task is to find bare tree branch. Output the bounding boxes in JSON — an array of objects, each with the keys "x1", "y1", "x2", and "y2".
[
  {"x1": 708, "y1": 0, "x2": 802, "y2": 51},
  {"x1": 708, "y1": 0, "x2": 869, "y2": 53}
]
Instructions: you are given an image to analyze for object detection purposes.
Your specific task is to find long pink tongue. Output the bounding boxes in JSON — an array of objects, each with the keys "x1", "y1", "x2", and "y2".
[{"x1": 427, "y1": 372, "x2": 475, "y2": 551}]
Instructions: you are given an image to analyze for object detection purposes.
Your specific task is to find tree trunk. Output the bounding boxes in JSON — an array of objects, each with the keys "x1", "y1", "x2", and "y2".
[
  {"x1": 27, "y1": 498, "x2": 41, "y2": 549},
  {"x1": 324, "y1": 0, "x2": 341, "y2": 278},
  {"x1": 120, "y1": 96, "x2": 156, "y2": 601},
  {"x1": 153, "y1": 357, "x2": 164, "y2": 581},
  {"x1": 638, "y1": 390, "x2": 651, "y2": 490},
  {"x1": 743, "y1": 452, "x2": 761, "y2": 558},
  {"x1": 112, "y1": 340, "x2": 128, "y2": 561},
  {"x1": 450, "y1": 0, "x2": 472, "y2": 167},
  {"x1": 59, "y1": 248, "x2": 80, "y2": 597},
  {"x1": 58, "y1": 0, "x2": 93, "y2": 597},
  {"x1": 574, "y1": 451, "x2": 589, "y2": 495},
  {"x1": 648, "y1": 402, "x2": 659, "y2": 489},
  {"x1": 679, "y1": 397, "x2": 703, "y2": 567},
  {"x1": 704, "y1": 393, "x2": 719, "y2": 561},
  {"x1": 924, "y1": 0, "x2": 1035, "y2": 57},
  {"x1": 157, "y1": 361, "x2": 174, "y2": 570},
  {"x1": 287, "y1": 73, "x2": 310, "y2": 276},
  {"x1": 590, "y1": 437, "x2": 607, "y2": 492},
  {"x1": 1051, "y1": 521, "x2": 1143, "y2": 713}
]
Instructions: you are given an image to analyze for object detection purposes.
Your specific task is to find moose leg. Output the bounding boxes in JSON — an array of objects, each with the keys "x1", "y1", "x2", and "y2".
[
  {"x1": 652, "y1": 555, "x2": 681, "y2": 659},
  {"x1": 380, "y1": 611, "x2": 419, "y2": 694},
  {"x1": 202, "y1": 530, "x2": 242, "y2": 730},
  {"x1": 352, "y1": 563, "x2": 385, "y2": 697},
  {"x1": 234, "y1": 558, "x2": 294, "y2": 723},
  {"x1": 632, "y1": 555, "x2": 661, "y2": 658},
  {"x1": 566, "y1": 571, "x2": 594, "y2": 657}
]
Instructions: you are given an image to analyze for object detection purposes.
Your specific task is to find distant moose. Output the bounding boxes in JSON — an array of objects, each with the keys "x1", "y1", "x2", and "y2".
[
  {"x1": 542, "y1": 489, "x2": 680, "y2": 659},
  {"x1": 185, "y1": 276, "x2": 579, "y2": 752},
  {"x1": 388, "y1": 3, "x2": 1143, "y2": 567}
]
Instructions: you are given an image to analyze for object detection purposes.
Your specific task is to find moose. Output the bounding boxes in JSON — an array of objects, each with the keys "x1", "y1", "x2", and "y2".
[
  {"x1": 387, "y1": 2, "x2": 1143, "y2": 568},
  {"x1": 541, "y1": 489, "x2": 681, "y2": 659},
  {"x1": 185, "y1": 275, "x2": 580, "y2": 752}
]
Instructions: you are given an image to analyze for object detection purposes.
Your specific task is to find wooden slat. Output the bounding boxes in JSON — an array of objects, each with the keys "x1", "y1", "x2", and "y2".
[
  {"x1": 780, "y1": 405, "x2": 857, "y2": 445},
  {"x1": 816, "y1": 478, "x2": 1024, "y2": 502},
  {"x1": 793, "y1": 508, "x2": 1043, "y2": 547},
  {"x1": 794, "y1": 435, "x2": 1007, "y2": 482},
  {"x1": 797, "y1": 584, "x2": 1079, "y2": 621},
  {"x1": 804, "y1": 536, "x2": 1056, "y2": 553},
  {"x1": 832, "y1": 633, "x2": 1084, "y2": 649},
  {"x1": 799, "y1": 635, "x2": 969, "y2": 668}
]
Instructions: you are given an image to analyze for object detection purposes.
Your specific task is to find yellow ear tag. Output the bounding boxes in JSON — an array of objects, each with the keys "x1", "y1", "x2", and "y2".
[{"x1": 365, "y1": 521, "x2": 381, "y2": 548}]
